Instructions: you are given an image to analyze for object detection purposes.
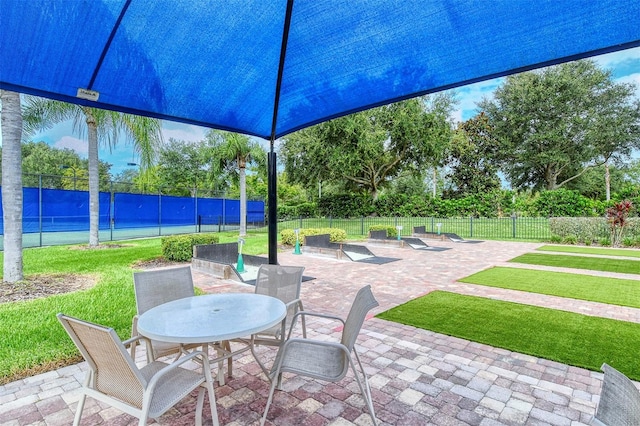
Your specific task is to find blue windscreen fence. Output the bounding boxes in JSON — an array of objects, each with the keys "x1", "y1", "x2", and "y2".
[{"x1": 0, "y1": 187, "x2": 264, "y2": 234}]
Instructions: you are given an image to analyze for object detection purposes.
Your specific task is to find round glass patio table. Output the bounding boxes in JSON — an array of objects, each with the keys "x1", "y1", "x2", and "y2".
[{"x1": 137, "y1": 293, "x2": 286, "y2": 344}]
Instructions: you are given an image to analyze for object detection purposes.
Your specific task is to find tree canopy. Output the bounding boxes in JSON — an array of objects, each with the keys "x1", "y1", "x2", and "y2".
[
  {"x1": 280, "y1": 94, "x2": 455, "y2": 199},
  {"x1": 445, "y1": 113, "x2": 501, "y2": 198},
  {"x1": 480, "y1": 59, "x2": 640, "y2": 191}
]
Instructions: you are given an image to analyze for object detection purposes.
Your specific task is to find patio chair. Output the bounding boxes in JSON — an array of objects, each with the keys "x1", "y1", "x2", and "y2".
[
  {"x1": 131, "y1": 266, "x2": 199, "y2": 362},
  {"x1": 250, "y1": 264, "x2": 306, "y2": 375},
  {"x1": 592, "y1": 363, "x2": 640, "y2": 426},
  {"x1": 57, "y1": 313, "x2": 219, "y2": 426},
  {"x1": 132, "y1": 266, "x2": 231, "y2": 384},
  {"x1": 260, "y1": 285, "x2": 379, "y2": 426}
]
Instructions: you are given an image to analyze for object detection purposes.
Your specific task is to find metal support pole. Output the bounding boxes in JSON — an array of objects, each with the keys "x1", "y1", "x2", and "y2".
[
  {"x1": 268, "y1": 151, "x2": 278, "y2": 265},
  {"x1": 266, "y1": 0, "x2": 292, "y2": 265},
  {"x1": 38, "y1": 175, "x2": 43, "y2": 247},
  {"x1": 158, "y1": 189, "x2": 162, "y2": 236},
  {"x1": 110, "y1": 180, "x2": 114, "y2": 241}
]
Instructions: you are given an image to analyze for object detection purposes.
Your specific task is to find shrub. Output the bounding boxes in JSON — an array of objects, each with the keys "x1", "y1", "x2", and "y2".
[
  {"x1": 607, "y1": 200, "x2": 634, "y2": 247},
  {"x1": 622, "y1": 237, "x2": 635, "y2": 247},
  {"x1": 161, "y1": 233, "x2": 219, "y2": 261},
  {"x1": 549, "y1": 217, "x2": 609, "y2": 243},
  {"x1": 278, "y1": 202, "x2": 318, "y2": 220},
  {"x1": 278, "y1": 204, "x2": 299, "y2": 221},
  {"x1": 368, "y1": 224, "x2": 397, "y2": 238},
  {"x1": 598, "y1": 237, "x2": 611, "y2": 247},
  {"x1": 562, "y1": 235, "x2": 577, "y2": 245},
  {"x1": 549, "y1": 234, "x2": 563, "y2": 243},
  {"x1": 280, "y1": 228, "x2": 347, "y2": 246},
  {"x1": 317, "y1": 194, "x2": 374, "y2": 218},
  {"x1": 532, "y1": 189, "x2": 594, "y2": 217}
]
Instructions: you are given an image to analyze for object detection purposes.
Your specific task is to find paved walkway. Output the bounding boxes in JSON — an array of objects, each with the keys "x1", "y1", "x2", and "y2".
[{"x1": 2, "y1": 240, "x2": 639, "y2": 425}]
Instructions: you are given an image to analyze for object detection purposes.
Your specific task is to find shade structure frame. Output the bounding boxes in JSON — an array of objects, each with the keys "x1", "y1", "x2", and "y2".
[{"x1": 2, "y1": 0, "x2": 639, "y2": 263}]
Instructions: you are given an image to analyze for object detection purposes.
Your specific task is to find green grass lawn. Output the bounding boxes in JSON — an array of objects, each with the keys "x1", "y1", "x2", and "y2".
[
  {"x1": 460, "y1": 267, "x2": 640, "y2": 308},
  {"x1": 377, "y1": 291, "x2": 640, "y2": 380},
  {"x1": 0, "y1": 239, "x2": 161, "y2": 383},
  {"x1": 510, "y1": 253, "x2": 640, "y2": 274},
  {"x1": 537, "y1": 245, "x2": 640, "y2": 258},
  {"x1": 0, "y1": 232, "x2": 269, "y2": 384}
]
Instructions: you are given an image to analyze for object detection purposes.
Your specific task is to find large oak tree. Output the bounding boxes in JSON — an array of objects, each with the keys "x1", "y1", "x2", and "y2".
[
  {"x1": 445, "y1": 113, "x2": 501, "y2": 198},
  {"x1": 280, "y1": 94, "x2": 454, "y2": 200},
  {"x1": 480, "y1": 60, "x2": 640, "y2": 191}
]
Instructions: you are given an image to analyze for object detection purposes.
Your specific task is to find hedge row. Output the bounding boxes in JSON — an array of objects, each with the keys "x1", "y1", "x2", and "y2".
[
  {"x1": 368, "y1": 224, "x2": 398, "y2": 238},
  {"x1": 161, "y1": 233, "x2": 219, "y2": 261},
  {"x1": 549, "y1": 217, "x2": 640, "y2": 246},
  {"x1": 280, "y1": 228, "x2": 347, "y2": 246},
  {"x1": 280, "y1": 189, "x2": 639, "y2": 219}
]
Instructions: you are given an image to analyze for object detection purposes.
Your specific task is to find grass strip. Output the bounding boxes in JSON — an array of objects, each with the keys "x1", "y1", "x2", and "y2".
[
  {"x1": 510, "y1": 253, "x2": 640, "y2": 275},
  {"x1": 460, "y1": 267, "x2": 640, "y2": 309},
  {"x1": 537, "y1": 245, "x2": 640, "y2": 258},
  {"x1": 376, "y1": 291, "x2": 640, "y2": 380}
]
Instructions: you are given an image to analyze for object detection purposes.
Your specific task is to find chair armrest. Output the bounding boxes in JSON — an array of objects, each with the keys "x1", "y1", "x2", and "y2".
[
  {"x1": 284, "y1": 298, "x2": 304, "y2": 311},
  {"x1": 291, "y1": 310, "x2": 344, "y2": 324},
  {"x1": 131, "y1": 314, "x2": 140, "y2": 338},
  {"x1": 287, "y1": 311, "x2": 345, "y2": 339},
  {"x1": 123, "y1": 334, "x2": 151, "y2": 349}
]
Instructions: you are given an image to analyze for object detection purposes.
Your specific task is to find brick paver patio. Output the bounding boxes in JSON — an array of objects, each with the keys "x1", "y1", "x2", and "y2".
[{"x1": 2, "y1": 239, "x2": 639, "y2": 425}]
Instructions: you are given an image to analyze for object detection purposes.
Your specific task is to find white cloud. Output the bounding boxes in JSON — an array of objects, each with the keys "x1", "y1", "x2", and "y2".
[
  {"x1": 593, "y1": 47, "x2": 640, "y2": 69},
  {"x1": 162, "y1": 124, "x2": 207, "y2": 143},
  {"x1": 447, "y1": 78, "x2": 503, "y2": 123},
  {"x1": 54, "y1": 136, "x2": 87, "y2": 156}
]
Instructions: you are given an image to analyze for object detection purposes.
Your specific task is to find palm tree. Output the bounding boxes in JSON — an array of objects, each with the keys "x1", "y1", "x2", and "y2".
[
  {"x1": 24, "y1": 98, "x2": 162, "y2": 246},
  {"x1": 1, "y1": 90, "x2": 24, "y2": 282},
  {"x1": 214, "y1": 131, "x2": 266, "y2": 237}
]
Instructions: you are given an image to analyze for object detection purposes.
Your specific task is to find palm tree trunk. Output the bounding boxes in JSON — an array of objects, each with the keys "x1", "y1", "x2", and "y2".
[
  {"x1": 85, "y1": 109, "x2": 100, "y2": 246},
  {"x1": 1, "y1": 90, "x2": 24, "y2": 282},
  {"x1": 239, "y1": 164, "x2": 247, "y2": 237}
]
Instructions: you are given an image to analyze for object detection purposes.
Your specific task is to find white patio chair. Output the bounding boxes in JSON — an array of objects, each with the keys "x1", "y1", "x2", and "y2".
[
  {"x1": 250, "y1": 264, "x2": 306, "y2": 375},
  {"x1": 260, "y1": 285, "x2": 379, "y2": 426},
  {"x1": 592, "y1": 363, "x2": 640, "y2": 426},
  {"x1": 132, "y1": 266, "x2": 231, "y2": 384},
  {"x1": 57, "y1": 313, "x2": 219, "y2": 426}
]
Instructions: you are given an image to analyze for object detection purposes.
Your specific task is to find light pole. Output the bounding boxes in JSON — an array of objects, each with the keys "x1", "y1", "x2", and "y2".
[{"x1": 126, "y1": 162, "x2": 140, "y2": 193}]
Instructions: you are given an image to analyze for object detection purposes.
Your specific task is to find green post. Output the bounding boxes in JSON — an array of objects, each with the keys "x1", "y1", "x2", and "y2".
[
  {"x1": 236, "y1": 238, "x2": 246, "y2": 273},
  {"x1": 293, "y1": 229, "x2": 302, "y2": 255}
]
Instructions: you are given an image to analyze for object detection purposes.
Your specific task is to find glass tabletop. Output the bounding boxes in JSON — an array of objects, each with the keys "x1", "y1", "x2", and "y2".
[{"x1": 137, "y1": 293, "x2": 286, "y2": 344}]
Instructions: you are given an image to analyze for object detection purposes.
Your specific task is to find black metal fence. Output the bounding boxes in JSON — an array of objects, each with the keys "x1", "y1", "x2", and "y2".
[{"x1": 274, "y1": 216, "x2": 552, "y2": 240}]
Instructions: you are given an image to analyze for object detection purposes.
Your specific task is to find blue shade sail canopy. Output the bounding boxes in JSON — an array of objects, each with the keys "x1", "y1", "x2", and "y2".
[
  {"x1": 1, "y1": 0, "x2": 639, "y2": 141},
  {"x1": 2, "y1": 0, "x2": 639, "y2": 264}
]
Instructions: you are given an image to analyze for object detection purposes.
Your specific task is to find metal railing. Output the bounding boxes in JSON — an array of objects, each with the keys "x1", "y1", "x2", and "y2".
[{"x1": 274, "y1": 216, "x2": 552, "y2": 241}]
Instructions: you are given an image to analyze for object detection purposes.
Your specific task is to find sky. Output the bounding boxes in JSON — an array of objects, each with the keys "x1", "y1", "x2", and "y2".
[{"x1": 10, "y1": 46, "x2": 640, "y2": 176}]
